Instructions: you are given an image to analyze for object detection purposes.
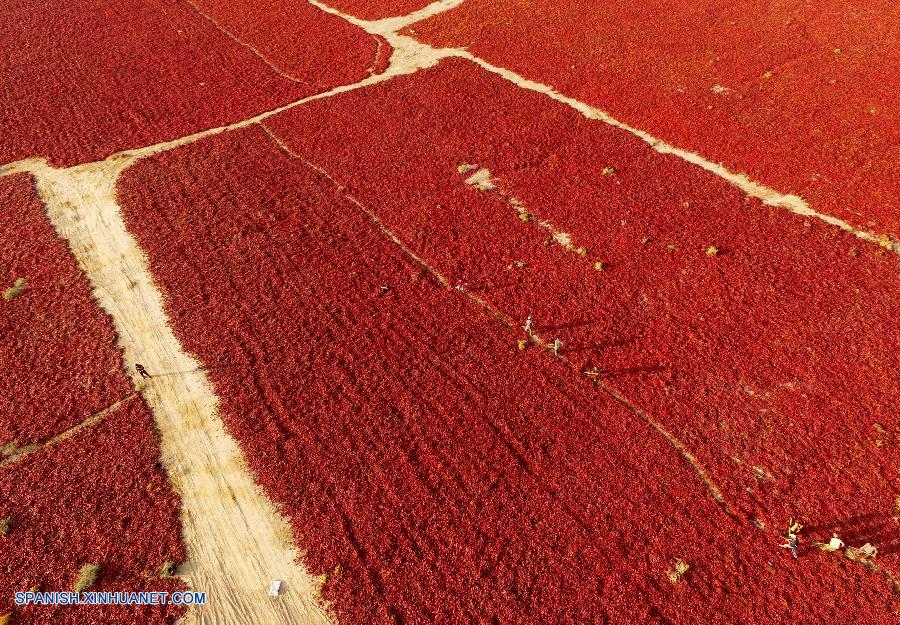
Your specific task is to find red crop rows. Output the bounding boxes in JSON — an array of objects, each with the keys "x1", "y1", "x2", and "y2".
[
  {"x1": 4, "y1": 1, "x2": 898, "y2": 623},
  {"x1": 0, "y1": 401, "x2": 187, "y2": 624},
  {"x1": 266, "y1": 58, "x2": 900, "y2": 576},
  {"x1": 0, "y1": 177, "x2": 185, "y2": 624},
  {"x1": 0, "y1": 174, "x2": 131, "y2": 445},
  {"x1": 409, "y1": 0, "x2": 900, "y2": 235},
  {"x1": 328, "y1": 0, "x2": 437, "y2": 20},
  {"x1": 0, "y1": 0, "x2": 379, "y2": 167},
  {"x1": 116, "y1": 125, "x2": 897, "y2": 624}
]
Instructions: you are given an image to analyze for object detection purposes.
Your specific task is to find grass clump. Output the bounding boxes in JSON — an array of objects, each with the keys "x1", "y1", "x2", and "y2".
[
  {"x1": 73, "y1": 563, "x2": 101, "y2": 593},
  {"x1": 3, "y1": 278, "x2": 27, "y2": 301},
  {"x1": 667, "y1": 558, "x2": 691, "y2": 583},
  {"x1": 158, "y1": 559, "x2": 177, "y2": 578}
]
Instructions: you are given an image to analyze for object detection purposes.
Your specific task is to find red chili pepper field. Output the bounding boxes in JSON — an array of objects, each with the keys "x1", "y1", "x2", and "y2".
[{"x1": 1, "y1": 1, "x2": 897, "y2": 624}]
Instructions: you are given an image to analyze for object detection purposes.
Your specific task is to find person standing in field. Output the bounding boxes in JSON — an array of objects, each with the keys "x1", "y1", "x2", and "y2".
[{"x1": 780, "y1": 519, "x2": 803, "y2": 558}]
